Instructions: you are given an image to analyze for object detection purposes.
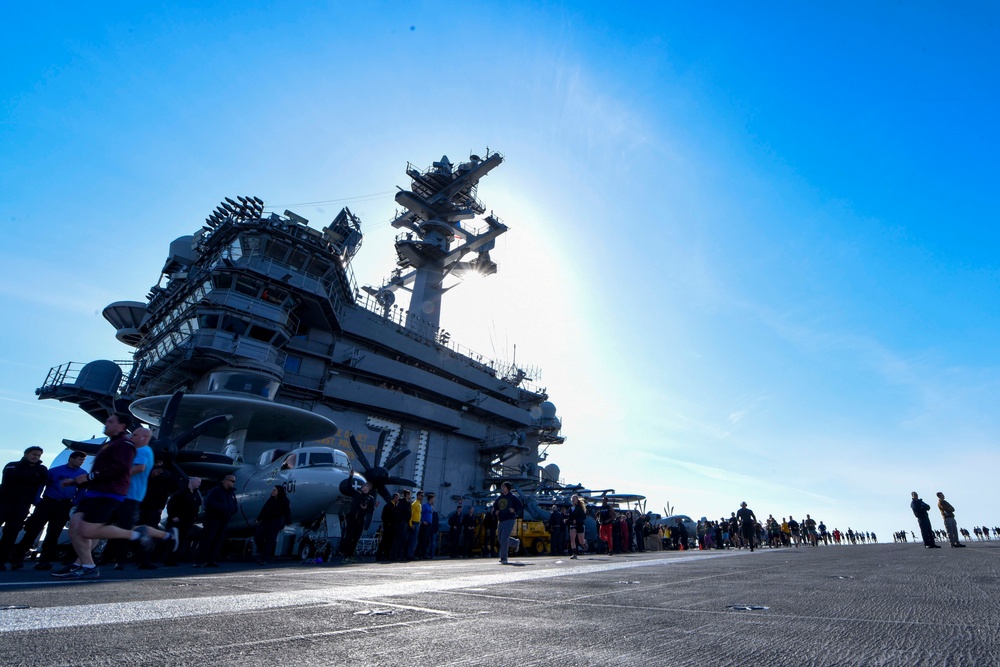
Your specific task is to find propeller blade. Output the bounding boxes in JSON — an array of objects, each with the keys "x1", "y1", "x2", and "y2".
[
  {"x1": 169, "y1": 461, "x2": 189, "y2": 484},
  {"x1": 173, "y1": 414, "x2": 231, "y2": 450},
  {"x1": 61, "y1": 438, "x2": 104, "y2": 456},
  {"x1": 384, "y1": 476, "x2": 417, "y2": 488},
  {"x1": 349, "y1": 435, "x2": 373, "y2": 472},
  {"x1": 373, "y1": 430, "x2": 388, "y2": 467},
  {"x1": 157, "y1": 391, "x2": 185, "y2": 442},
  {"x1": 375, "y1": 485, "x2": 393, "y2": 504},
  {"x1": 382, "y1": 449, "x2": 411, "y2": 471}
]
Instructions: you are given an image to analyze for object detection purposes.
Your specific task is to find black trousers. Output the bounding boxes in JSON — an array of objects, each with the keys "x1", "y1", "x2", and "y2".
[
  {"x1": 0, "y1": 503, "x2": 31, "y2": 564},
  {"x1": 13, "y1": 498, "x2": 73, "y2": 563}
]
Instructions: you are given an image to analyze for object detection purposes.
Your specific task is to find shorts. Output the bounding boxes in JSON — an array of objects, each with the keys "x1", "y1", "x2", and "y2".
[
  {"x1": 77, "y1": 497, "x2": 122, "y2": 525},
  {"x1": 570, "y1": 522, "x2": 585, "y2": 533}
]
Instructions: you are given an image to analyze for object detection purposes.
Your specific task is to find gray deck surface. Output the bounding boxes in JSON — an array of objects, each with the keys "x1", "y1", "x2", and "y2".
[{"x1": 0, "y1": 543, "x2": 996, "y2": 666}]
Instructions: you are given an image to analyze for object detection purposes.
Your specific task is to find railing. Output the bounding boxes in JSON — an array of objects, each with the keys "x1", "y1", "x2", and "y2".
[
  {"x1": 351, "y1": 291, "x2": 545, "y2": 395},
  {"x1": 38, "y1": 360, "x2": 133, "y2": 393}
]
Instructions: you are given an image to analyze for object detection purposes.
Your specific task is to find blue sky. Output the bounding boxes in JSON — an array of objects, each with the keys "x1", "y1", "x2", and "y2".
[{"x1": 2, "y1": 3, "x2": 998, "y2": 539}]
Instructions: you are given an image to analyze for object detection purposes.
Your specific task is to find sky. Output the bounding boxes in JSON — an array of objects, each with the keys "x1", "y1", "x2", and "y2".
[{"x1": 2, "y1": 2, "x2": 998, "y2": 541}]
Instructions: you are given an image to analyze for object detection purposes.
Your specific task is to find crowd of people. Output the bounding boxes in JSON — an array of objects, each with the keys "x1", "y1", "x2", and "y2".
[
  {"x1": 1, "y1": 432, "x2": 990, "y2": 575},
  {"x1": 0, "y1": 414, "x2": 295, "y2": 577}
]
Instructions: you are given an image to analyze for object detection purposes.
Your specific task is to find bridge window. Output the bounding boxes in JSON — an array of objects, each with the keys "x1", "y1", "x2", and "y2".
[{"x1": 304, "y1": 452, "x2": 334, "y2": 467}]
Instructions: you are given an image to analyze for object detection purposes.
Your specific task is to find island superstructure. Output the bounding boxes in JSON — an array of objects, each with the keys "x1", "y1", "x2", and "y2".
[{"x1": 37, "y1": 150, "x2": 566, "y2": 515}]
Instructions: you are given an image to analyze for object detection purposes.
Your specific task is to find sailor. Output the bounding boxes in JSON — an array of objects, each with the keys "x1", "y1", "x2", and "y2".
[
  {"x1": 406, "y1": 491, "x2": 423, "y2": 560},
  {"x1": 195, "y1": 473, "x2": 238, "y2": 567},
  {"x1": 9, "y1": 450, "x2": 86, "y2": 570},
  {"x1": 338, "y1": 470, "x2": 374, "y2": 560},
  {"x1": 0, "y1": 446, "x2": 48, "y2": 570},
  {"x1": 492, "y1": 482, "x2": 522, "y2": 564}
]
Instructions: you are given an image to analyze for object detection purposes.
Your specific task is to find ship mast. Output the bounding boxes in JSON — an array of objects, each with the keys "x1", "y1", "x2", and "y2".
[{"x1": 366, "y1": 151, "x2": 507, "y2": 333}]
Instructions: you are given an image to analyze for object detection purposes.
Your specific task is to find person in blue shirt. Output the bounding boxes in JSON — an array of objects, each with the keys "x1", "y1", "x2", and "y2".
[{"x1": 9, "y1": 451, "x2": 87, "y2": 570}]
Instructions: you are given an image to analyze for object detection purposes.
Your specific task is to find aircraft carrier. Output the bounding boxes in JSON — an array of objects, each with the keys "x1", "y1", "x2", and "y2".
[{"x1": 35, "y1": 150, "x2": 566, "y2": 526}]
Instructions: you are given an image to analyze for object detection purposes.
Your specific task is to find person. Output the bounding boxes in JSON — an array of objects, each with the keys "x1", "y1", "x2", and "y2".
[
  {"x1": 568, "y1": 495, "x2": 587, "y2": 558},
  {"x1": 139, "y1": 458, "x2": 179, "y2": 528},
  {"x1": 447, "y1": 501, "x2": 464, "y2": 557},
  {"x1": 10, "y1": 450, "x2": 86, "y2": 570},
  {"x1": 936, "y1": 492, "x2": 964, "y2": 548},
  {"x1": 393, "y1": 489, "x2": 412, "y2": 561},
  {"x1": 1, "y1": 446, "x2": 50, "y2": 570},
  {"x1": 462, "y1": 506, "x2": 477, "y2": 557},
  {"x1": 418, "y1": 493, "x2": 436, "y2": 559},
  {"x1": 673, "y1": 517, "x2": 689, "y2": 550},
  {"x1": 195, "y1": 474, "x2": 238, "y2": 567},
  {"x1": 164, "y1": 476, "x2": 202, "y2": 566},
  {"x1": 406, "y1": 490, "x2": 423, "y2": 560},
  {"x1": 492, "y1": 482, "x2": 522, "y2": 564},
  {"x1": 597, "y1": 499, "x2": 615, "y2": 555},
  {"x1": 106, "y1": 427, "x2": 155, "y2": 570},
  {"x1": 736, "y1": 502, "x2": 757, "y2": 552},
  {"x1": 548, "y1": 504, "x2": 564, "y2": 556},
  {"x1": 376, "y1": 492, "x2": 399, "y2": 562},
  {"x1": 911, "y1": 492, "x2": 940, "y2": 548},
  {"x1": 53, "y1": 414, "x2": 178, "y2": 579},
  {"x1": 254, "y1": 485, "x2": 291, "y2": 565},
  {"x1": 481, "y1": 504, "x2": 498, "y2": 558},
  {"x1": 338, "y1": 470, "x2": 374, "y2": 560}
]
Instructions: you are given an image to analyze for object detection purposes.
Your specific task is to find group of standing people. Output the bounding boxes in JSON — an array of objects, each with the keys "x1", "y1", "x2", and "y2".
[{"x1": 910, "y1": 491, "x2": 965, "y2": 549}]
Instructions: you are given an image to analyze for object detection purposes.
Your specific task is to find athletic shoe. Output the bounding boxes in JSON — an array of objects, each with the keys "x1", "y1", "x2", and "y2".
[
  {"x1": 9, "y1": 561, "x2": 23, "y2": 571},
  {"x1": 166, "y1": 527, "x2": 180, "y2": 552},
  {"x1": 33, "y1": 562, "x2": 52, "y2": 571},
  {"x1": 52, "y1": 565, "x2": 83, "y2": 578},
  {"x1": 114, "y1": 563, "x2": 126, "y2": 570},
  {"x1": 133, "y1": 526, "x2": 156, "y2": 552},
  {"x1": 55, "y1": 566, "x2": 100, "y2": 580}
]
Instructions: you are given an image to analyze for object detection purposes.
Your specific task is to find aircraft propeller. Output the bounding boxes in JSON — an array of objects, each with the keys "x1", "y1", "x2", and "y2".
[
  {"x1": 348, "y1": 430, "x2": 416, "y2": 528},
  {"x1": 148, "y1": 391, "x2": 232, "y2": 481}
]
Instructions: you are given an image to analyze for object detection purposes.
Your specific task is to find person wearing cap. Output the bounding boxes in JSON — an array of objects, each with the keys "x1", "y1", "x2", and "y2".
[
  {"x1": 936, "y1": 492, "x2": 965, "y2": 548},
  {"x1": 0, "y1": 446, "x2": 48, "y2": 570},
  {"x1": 9, "y1": 450, "x2": 87, "y2": 570}
]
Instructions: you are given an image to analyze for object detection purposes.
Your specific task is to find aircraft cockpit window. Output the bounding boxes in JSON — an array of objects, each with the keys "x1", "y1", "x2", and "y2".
[
  {"x1": 304, "y1": 452, "x2": 334, "y2": 467},
  {"x1": 280, "y1": 454, "x2": 297, "y2": 470}
]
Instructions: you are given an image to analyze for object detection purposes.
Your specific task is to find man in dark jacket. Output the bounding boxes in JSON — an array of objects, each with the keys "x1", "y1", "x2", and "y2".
[
  {"x1": 338, "y1": 470, "x2": 374, "y2": 559},
  {"x1": 911, "y1": 492, "x2": 940, "y2": 548},
  {"x1": 376, "y1": 492, "x2": 399, "y2": 561},
  {"x1": 0, "y1": 446, "x2": 48, "y2": 570},
  {"x1": 196, "y1": 474, "x2": 238, "y2": 567},
  {"x1": 391, "y1": 490, "x2": 410, "y2": 561},
  {"x1": 165, "y1": 476, "x2": 202, "y2": 566},
  {"x1": 10, "y1": 450, "x2": 85, "y2": 570},
  {"x1": 548, "y1": 505, "x2": 564, "y2": 556},
  {"x1": 447, "y1": 501, "x2": 464, "y2": 557}
]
